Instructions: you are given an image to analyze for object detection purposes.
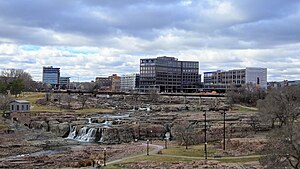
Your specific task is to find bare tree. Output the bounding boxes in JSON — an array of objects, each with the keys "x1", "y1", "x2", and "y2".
[
  {"x1": 258, "y1": 86, "x2": 300, "y2": 169},
  {"x1": 1, "y1": 69, "x2": 33, "y2": 92},
  {"x1": 148, "y1": 89, "x2": 159, "y2": 103},
  {"x1": 64, "y1": 94, "x2": 73, "y2": 109},
  {"x1": 227, "y1": 83, "x2": 266, "y2": 106},
  {"x1": 257, "y1": 86, "x2": 300, "y2": 128},
  {"x1": 260, "y1": 123, "x2": 300, "y2": 169},
  {"x1": 78, "y1": 95, "x2": 88, "y2": 109},
  {"x1": 249, "y1": 115, "x2": 260, "y2": 134},
  {"x1": 173, "y1": 121, "x2": 195, "y2": 149},
  {"x1": 0, "y1": 94, "x2": 12, "y2": 116},
  {"x1": 54, "y1": 93, "x2": 64, "y2": 111}
]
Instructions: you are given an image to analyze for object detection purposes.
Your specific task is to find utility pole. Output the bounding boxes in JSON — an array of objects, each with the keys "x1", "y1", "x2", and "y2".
[
  {"x1": 204, "y1": 110, "x2": 207, "y2": 160},
  {"x1": 221, "y1": 110, "x2": 226, "y2": 150},
  {"x1": 147, "y1": 139, "x2": 149, "y2": 155},
  {"x1": 103, "y1": 147, "x2": 107, "y2": 166}
]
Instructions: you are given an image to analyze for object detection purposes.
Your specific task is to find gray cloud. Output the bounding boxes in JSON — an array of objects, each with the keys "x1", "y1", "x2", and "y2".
[{"x1": 0, "y1": 0, "x2": 299, "y2": 81}]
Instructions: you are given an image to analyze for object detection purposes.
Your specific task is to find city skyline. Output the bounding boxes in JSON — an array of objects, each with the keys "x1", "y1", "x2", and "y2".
[{"x1": 0, "y1": 0, "x2": 299, "y2": 82}]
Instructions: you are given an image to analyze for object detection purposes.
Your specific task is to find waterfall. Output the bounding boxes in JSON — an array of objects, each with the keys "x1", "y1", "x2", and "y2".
[
  {"x1": 88, "y1": 118, "x2": 92, "y2": 124},
  {"x1": 75, "y1": 126, "x2": 88, "y2": 140},
  {"x1": 99, "y1": 128, "x2": 103, "y2": 143},
  {"x1": 75, "y1": 127, "x2": 97, "y2": 142},
  {"x1": 66, "y1": 126, "x2": 77, "y2": 139}
]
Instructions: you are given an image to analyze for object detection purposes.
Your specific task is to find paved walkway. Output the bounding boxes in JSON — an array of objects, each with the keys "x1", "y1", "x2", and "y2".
[
  {"x1": 107, "y1": 143, "x2": 163, "y2": 165},
  {"x1": 235, "y1": 104, "x2": 258, "y2": 111}
]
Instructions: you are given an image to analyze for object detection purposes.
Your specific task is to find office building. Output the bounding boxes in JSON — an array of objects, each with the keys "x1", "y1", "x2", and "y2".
[
  {"x1": 203, "y1": 67, "x2": 267, "y2": 89},
  {"x1": 42, "y1": 66, "x2": 60, "y2": 87},
  {"x1": 120, "y1": 74, "x2": 140, "y2": 92},
  {"x1": 59, "y1": 77, "x2": 70, "y2": 89},
  {"x1": 139, "y1": 56, "x2": 199, "y2": 93}
]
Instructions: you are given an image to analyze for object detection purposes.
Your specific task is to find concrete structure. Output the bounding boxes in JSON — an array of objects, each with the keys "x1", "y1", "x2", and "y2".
[
  {"x1": 95, "y1": 74, "x2": 121, "y2": 92},
  {"x1": 59, "y1": 77, "x2": 70, "y2": 89},
  {"x1": 120, "y1": 74, "x2": 140, "y2": 92},
  {"x1": 42, "y1": 66, "x2": 60, "y2": 87},
  {"x1": 139, "y1": 56, "x2": 200, "y2": 93},
  {"x1": 203, "y1": 67, "x2": 267, "y2": 90},
  {"x1": 9, "y1": 100, "x2": 31, "y2": 125}
]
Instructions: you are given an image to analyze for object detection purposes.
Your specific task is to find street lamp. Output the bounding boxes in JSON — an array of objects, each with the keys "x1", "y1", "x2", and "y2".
[
  {"x1": 103, "y1": 147, "x2": 107, "y2": 166},
  {"x1": 147, "y1": 139, "x2": 149, "y2": 155},
  {"x1": 150, "y1": 130, "x2": 153, "y2": 144},
  {"x1": 221, "y1": 109, "x2": 226, "y2": 150},
  {"x1": 203, "y1": 110, "x2": 208, "y2": 160}
]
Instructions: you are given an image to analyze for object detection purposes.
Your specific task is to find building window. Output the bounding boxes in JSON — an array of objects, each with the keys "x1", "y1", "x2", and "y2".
[
  {"x1": 11, "y1": 105, "x2": 14, "y2": 111},
  {"x1": 17, "y1": 105, "x2": 19, "y2": 111}
]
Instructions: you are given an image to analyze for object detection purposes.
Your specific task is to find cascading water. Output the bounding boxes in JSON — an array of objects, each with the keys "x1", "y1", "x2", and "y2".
[
  {"x1": 88, "y1": 118, "x2": 92, "y2": 124},
  {"x1": 75, "y1": 127, "x2": 97, "y2": 142},
  {"x1": 66, "y1": 126, "x2": 77, "y2": 139},
  {"x1": 75, "y1": 126, "x2": 88, "y2": 140}
]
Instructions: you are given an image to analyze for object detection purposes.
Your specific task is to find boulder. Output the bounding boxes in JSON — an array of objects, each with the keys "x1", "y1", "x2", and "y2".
[
  {"x1": 48, "y1": 120, "x2": 70, "y2": 137},
  {"x1": 29, "y1": 121, "x2": 49, "y2": 131}
]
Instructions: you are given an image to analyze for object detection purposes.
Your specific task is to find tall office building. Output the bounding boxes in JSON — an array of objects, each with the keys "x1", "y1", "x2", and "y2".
[
  {"x1": 203, "y1": 67, "x2": 267, "y2": 89},
  {"x1": 120, "y1": 74, "x2": 140, "y2": 92},
  {"x1": 139, "y1": 56, "x2": 199, "y2": 93},
  {"x1": 42, "y1": 66, "x2": 60, "y2": 87}
]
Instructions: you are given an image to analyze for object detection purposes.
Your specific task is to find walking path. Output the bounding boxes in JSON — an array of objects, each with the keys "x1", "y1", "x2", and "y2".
[
  {"x1": 107, "y1": 143, "x2": 163, "y2": 165},
  {"x1": 235, "y1": 104, "x2": 258, "y2": 111}
]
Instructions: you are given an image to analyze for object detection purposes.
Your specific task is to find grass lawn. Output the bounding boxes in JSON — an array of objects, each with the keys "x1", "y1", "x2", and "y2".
[
  {"x1": 123, "y1": 155, "x2": 196, "y2": 163},
  {"x1": 161, "y1": 144, "x2": 218, "y2": 157},
  {"x1": 18, "y1": 92, "x2": 115, "y2": 114}
]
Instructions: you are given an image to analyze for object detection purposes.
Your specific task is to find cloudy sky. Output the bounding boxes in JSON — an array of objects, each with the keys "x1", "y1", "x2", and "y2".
[{"x1": 0, "y1": 0, "x2": 299, "y2": 82}]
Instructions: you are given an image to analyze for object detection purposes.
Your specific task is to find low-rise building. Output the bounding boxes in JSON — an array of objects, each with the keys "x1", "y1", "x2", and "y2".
[
  {"x1": 203, "y1": 67, "x2": 267, "y2": 90},
  {"x1": 9, "y1": 100, "x2": 31, "y2": 126},
  {"x1": 95, "y1": 74, "x2": 121, "y2": 92},
  {"x1": 120, "y1": 74, "x2": 140, "y2": 92},
  {"x1": 59, "y1": 77, "x2": 70, "y2": 89}
]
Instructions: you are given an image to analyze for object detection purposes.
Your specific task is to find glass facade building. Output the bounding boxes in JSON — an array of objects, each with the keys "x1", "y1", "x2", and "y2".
[{"x1": 139, "y1": 56, "x2": 199, "y2": 93}]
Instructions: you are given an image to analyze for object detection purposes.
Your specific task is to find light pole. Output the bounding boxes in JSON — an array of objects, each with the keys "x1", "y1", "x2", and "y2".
[
  {"x1": 203, "y1": 110, "x2": 207, "y2": 160},
  {"x1": 150, "y1": 130, "x2": 153, "y2": 144},
  {"x1": 147, "y1": 139, "x2": 149, "y2": 155},
  {"x1": 103, "y1": 147, "x2": 107, "y2": 166},
  {"x1": 221, "y1": 110, "x2": 226, "y2": 150}
]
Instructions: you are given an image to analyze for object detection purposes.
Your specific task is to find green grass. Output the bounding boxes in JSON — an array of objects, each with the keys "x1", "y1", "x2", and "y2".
[
  {"x1": 233, "y1": 106, "x2": 257, "y2": 113},
  {"x1": 19, "y1": 92, "x2": 115, "y2": 114},
  {"x1": 123, "y1": 155, "x2": 196, "y2": 163},
  {"x1": 161, "y1": 145, "x2": 218, "y2": 157}
]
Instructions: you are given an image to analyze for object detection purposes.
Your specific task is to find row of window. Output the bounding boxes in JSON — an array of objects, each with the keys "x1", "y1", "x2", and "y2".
[{"x1": 11, "y1": 104, "x2": 29, "y2": 111}]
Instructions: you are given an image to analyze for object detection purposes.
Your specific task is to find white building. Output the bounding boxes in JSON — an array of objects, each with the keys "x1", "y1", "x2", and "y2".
[
  {"x1": 120, "y1": 74, "x2": 140, "y2": 92},
  {"x1": 204, "y1": 67, "x2": 267, "y2": 89}
]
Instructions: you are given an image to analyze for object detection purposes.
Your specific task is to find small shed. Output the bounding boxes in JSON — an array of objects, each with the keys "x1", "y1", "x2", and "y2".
[
  {"x1": 10, "y1": 100, "x2": 30, "y2": 112},
  {"x1": 9, "y1": 100, "x2": 31, "y2": 125}
]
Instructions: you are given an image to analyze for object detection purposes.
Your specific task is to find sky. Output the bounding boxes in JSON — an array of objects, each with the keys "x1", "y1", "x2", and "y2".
[{"x1": 0, "y1": 0, "x2": 299, "y2": 82}]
